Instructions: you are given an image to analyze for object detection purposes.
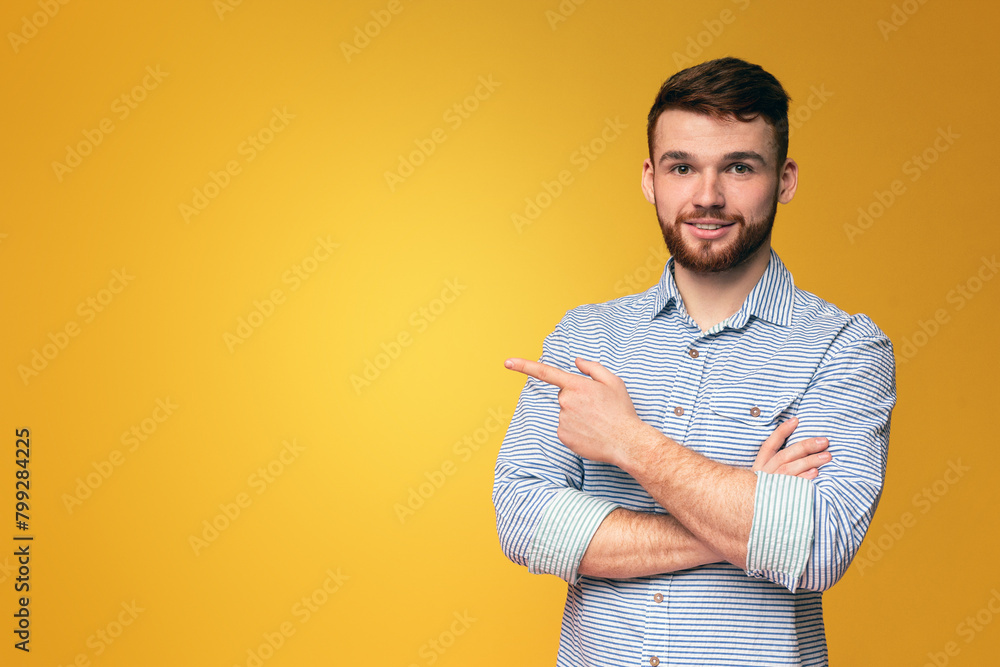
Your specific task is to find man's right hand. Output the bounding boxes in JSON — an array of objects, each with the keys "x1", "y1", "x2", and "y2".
[{"x1": 752, "y1": 417, "x2": 830, "y2": 479}]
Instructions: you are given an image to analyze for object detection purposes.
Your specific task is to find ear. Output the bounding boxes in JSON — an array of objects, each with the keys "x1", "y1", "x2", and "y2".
[
  {"x1": 641, "y1": 158, "x2": 656, "y2": 204},
  {"x1": 777, "y1": 158, "x2": 798, "y2": 204}
]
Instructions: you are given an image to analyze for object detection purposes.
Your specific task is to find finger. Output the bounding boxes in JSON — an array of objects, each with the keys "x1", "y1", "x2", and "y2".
[
  {"x1": 505, "y1": 357, "x2": 577, "y2": 388},
  {"x1": 760, "y1": 436, "x2": 829, "y2": 474},
  {"x1": 786, "y1": 436, "x2": 830, "y2": 457},
  {"x1": 752, "y1": 417, "x2": 799, "y2": 470},
  {"x1": 775, "y1": 450, "x2": 832, "y2": 477},
  {"x1": 574, "y1": 357, "x2": 620, "y2": 385}
]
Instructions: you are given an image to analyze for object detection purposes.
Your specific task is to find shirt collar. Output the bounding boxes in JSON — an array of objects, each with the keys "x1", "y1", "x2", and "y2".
[{"x1": 648, "y1": 248, "x2": 795, "y2": 328}]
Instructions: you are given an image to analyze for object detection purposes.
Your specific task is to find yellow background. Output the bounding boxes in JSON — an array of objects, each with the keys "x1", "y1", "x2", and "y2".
[{"x1": 2, "y1": 0, "x2": 998, "y2": 664}]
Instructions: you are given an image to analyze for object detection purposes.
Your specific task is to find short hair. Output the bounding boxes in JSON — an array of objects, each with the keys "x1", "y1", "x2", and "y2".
[{"x1": 646, "y1": 57, "x2": 791, "y2": 169}]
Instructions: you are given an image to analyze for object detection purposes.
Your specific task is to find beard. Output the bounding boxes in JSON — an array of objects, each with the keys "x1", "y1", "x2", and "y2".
[{"x1": 658, "y1": 192, "x2": 779, "y2": 273}]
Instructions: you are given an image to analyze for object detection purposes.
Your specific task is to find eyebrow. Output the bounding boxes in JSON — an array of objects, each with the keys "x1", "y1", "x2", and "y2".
[
  {"x1": 657, "y1": 149, "x2": 769, "y2": 166},
  {"x1": 658, "y1": 150, "x2": 691, "y2": 165},
  {"x1": 724, "y1": 150, "x2": 768, "y2": 165}
]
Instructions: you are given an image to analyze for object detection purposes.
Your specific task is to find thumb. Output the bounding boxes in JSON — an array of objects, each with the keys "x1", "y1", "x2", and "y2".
[{"x1": 574, "y1": 357, "x2": 619, "y2": 384}]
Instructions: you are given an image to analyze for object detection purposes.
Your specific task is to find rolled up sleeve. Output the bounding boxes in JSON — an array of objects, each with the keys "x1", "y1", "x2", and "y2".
[
  {"x1": 528, "y1": 487, "x2": 618, "y2": 583},
  {"x1": 493, "y1": 321, "x2": 618, "y2": 583},
  {"x1": 745, "y1": 321, "x2": 896, "y2": 592},
  {"x1": 746, "y1": 471, "x2": 815, "y2": 590}
]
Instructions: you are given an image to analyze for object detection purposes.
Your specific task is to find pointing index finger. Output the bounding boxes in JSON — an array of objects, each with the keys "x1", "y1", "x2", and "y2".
[{"x1": 505, "y1": 357, "x2": 577, "y2": 389}]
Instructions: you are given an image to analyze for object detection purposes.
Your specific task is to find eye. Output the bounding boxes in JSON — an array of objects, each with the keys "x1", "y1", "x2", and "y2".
[
  {"x1": 729, "y1": 163, "x2": 753, "y2": 174},
  {"x1": 671, "y1": 165, "x2": 692, "y2": 175}
]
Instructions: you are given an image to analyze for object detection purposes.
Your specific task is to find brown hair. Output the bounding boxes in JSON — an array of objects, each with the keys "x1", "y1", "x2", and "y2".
[{"x1": 646, "y1": 57, "x2": 791, "y2": 169}]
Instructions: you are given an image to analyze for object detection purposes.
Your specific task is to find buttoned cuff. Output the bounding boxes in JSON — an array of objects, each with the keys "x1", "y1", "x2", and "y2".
[
  {"x1": 745, "y1": 471, "x2": 815, "y2": 591},
  {"x1": 527, "y1": 487, "x2": 618, "y2": 585}
]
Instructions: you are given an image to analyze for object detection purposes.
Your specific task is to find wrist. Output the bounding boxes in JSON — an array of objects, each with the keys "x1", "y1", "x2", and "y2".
[{"x1": 617, "y1": 421, "x2": 671, "y2": 476}]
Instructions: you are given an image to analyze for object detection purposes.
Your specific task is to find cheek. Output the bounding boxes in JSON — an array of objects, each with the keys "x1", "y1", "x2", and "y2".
[
  {"x1": 652, "y1": 181, "x2": 689, "y2": 211},
  {"x1": 732, "y1": 184, "x2": 775, "y2": 213},
  {"x1": 653, "y1": 195, "x2": 680, "y2": 221}
]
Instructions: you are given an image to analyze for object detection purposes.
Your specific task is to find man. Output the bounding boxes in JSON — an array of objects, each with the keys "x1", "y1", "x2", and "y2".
[{"x1": 492, "y1": 57, "x2": 896, "y2": 666}]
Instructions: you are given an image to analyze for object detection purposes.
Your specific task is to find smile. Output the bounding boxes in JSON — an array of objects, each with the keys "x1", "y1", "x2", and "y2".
[{"x1": 683, "y1": 220, "x2": 736, "y2": 229}]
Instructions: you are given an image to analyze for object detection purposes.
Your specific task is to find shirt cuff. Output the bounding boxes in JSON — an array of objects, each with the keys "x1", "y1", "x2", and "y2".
[
  {"x1": 527, "y1": 487, "x2": 618, "y2": 585},
  {"x1": 745, "y1": 471, "x2": 815, "y2": 591}
]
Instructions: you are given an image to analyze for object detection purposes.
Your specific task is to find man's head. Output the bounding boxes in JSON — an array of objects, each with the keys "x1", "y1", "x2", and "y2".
[
  {"x1": 641, "y1": 58, "x2": 797, "y2": 274},
  {"x1": 646, "y1": 57, "x2": 791, "y2": 170}
]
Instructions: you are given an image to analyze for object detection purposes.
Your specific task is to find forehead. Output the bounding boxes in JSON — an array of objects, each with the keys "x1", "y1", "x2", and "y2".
[{"x1": 652, "y1": 109, "x2": 774, "y2": 162}]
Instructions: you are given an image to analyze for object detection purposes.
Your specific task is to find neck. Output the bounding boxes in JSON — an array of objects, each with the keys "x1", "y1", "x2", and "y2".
[{"x1": 673, "y1": 241, "x2": 772, "y2": 333}]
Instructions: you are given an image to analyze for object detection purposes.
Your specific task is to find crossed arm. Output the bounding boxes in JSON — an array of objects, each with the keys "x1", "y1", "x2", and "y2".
[{"x1": 503, "y1": 356, "x2": 832, "y2": 578}]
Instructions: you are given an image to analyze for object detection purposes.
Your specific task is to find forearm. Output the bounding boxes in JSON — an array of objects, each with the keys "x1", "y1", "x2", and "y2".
[
  {"x1": 618, "y1": 424, "x2": 757, "y2": 569},
  {"x1": 578, "y1": 507, "x2": 723, "y2": 578}
]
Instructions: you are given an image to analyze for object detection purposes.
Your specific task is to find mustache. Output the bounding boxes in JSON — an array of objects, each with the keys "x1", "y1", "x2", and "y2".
[{"x1": 675, "y1": 209, "x2": 745, "y2": 225}]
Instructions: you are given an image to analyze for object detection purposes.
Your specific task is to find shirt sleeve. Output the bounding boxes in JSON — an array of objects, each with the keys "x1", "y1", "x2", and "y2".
[
  {"x1": 745, "y1": 319, "x2": 896, "y2": 592},
  {"x1": 527, "y1": 487, "x2": 618, "y2": 583},
  {"x1": 746, "y1": 471, "x2": 815, "y2": 590},
  {"x1": 492, "y1": 319, "x2": 620, "y2": 584}
]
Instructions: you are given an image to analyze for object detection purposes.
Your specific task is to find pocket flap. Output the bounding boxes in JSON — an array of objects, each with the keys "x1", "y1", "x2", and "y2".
[{"x1": 708, "y1": 381, "x2": 801, "y2": 425}]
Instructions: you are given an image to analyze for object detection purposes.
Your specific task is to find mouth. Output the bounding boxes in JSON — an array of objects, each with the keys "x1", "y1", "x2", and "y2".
[
  {"x1": 683, "y1": 218, "x2": 737, "y2": 228},
  {"x1": 681, "y1": 219, "x2": 737, "y2": 240}
]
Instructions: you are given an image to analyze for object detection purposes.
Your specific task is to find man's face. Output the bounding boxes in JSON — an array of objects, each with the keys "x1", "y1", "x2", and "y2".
[{"x1": 641, "y1": 109, "x2": 797, "y2": 273}]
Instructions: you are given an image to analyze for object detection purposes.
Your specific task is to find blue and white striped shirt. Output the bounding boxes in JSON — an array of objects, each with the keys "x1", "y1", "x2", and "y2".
[{"x1": 493, "y1": 250, "x2": 896, "y2": 666}]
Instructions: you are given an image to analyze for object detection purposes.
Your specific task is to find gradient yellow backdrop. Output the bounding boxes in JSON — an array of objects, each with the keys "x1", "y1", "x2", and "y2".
[{"x1": 2, "y1": 0, "x2": 998, "y2": 664}]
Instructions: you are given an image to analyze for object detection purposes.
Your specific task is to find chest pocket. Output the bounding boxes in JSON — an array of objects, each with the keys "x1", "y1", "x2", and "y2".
[{"x1": 708, "y1": 382, "x2": 801, "y2": 427}]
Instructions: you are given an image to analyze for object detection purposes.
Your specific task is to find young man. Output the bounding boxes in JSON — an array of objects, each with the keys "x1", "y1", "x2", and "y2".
[{"x1": 492, "y1": 58, "x2": 896, "y2": 666}]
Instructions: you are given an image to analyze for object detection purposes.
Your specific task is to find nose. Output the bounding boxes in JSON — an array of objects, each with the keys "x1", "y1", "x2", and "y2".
[{"x1": 692, "y1": 171, "x2": 725, "y2": 209}]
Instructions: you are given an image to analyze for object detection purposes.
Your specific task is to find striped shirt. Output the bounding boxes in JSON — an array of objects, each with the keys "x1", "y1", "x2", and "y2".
[{"x1": 493, "y1": 250, "x2": 896, "y2": 666}]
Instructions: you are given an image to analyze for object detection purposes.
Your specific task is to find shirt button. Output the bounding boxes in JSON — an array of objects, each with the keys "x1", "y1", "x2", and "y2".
[
  {"x1": 653, "y1": 593, "x2": 664, "y2": 603},
  {"x1": 650, "y1": 658, "x2": 660, "y2": 666},
  {"x1": 688, "y1": 348, "x2": 699, "y2": 359},
  {"x1": 673, "y1": 406, "x2": 684, "y2": 416},
  {"x1": 750, "y1": 406, "x2": 761, "y2": 417}
]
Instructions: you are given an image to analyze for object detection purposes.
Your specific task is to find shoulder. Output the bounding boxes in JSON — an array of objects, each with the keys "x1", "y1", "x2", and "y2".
[
  {"x1": 539, "y1": 286, "x2": 657, "y2": 362},
  {"x1": 790, "y1": 286, "x2": 894, "y2": 364},
  {"x1": 555, "y1": 286, "x2": 655, "y2": 333}
]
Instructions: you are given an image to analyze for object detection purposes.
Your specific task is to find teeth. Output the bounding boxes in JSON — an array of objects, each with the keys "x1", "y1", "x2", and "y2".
[{"x1": 694, "y1": 224, "x2": 722, "y2": 230}]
